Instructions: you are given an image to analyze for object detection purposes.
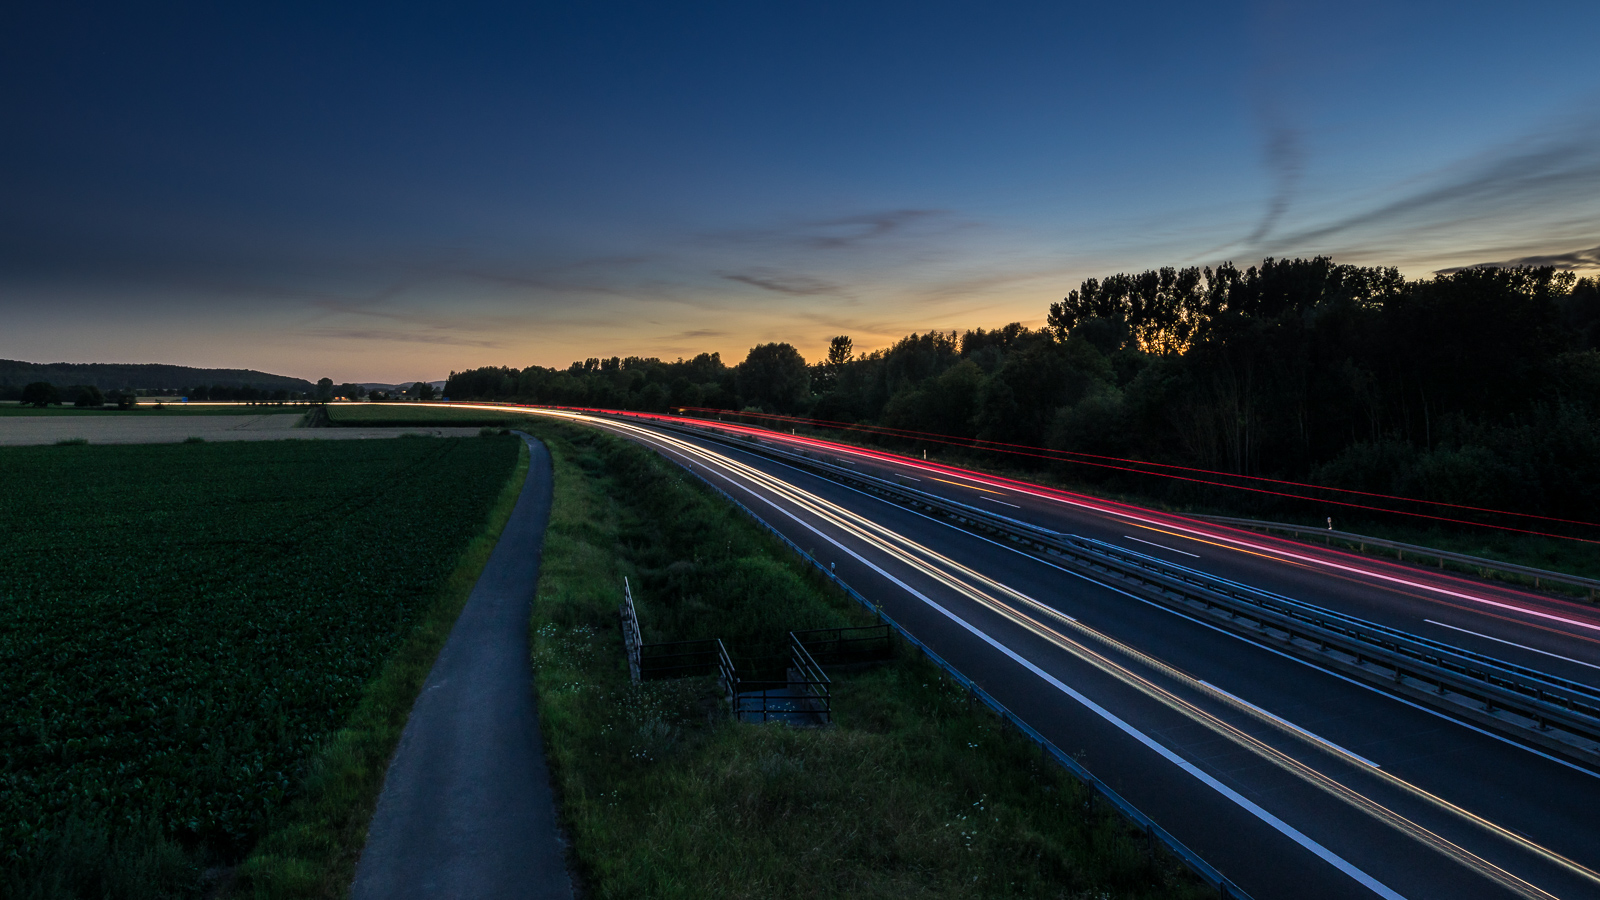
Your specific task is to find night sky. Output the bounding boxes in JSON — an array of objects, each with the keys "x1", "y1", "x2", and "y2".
[{"x1": 3, "y1": 1, "x2": 1599, "y2": 382}]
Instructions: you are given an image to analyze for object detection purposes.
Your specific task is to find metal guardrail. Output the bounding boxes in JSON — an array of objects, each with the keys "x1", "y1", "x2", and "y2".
[
  {"x1": 654, "y1": 422, "x2": 1600, "y2": 763},
  {"x1": 649, "y1": 444, "x2": 1253, "y2": 900},
  {"x1": 1191, "y1": 514, "x2": 1600, "y2": 600}
]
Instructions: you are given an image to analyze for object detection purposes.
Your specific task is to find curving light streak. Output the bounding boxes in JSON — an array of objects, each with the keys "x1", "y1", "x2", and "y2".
[
  {"x1": 522, "y1": 406, "x2": 1599, "y2": 900},
  {"x1": 431, "y1": 403, "x2": 1600, "y2": 640}
]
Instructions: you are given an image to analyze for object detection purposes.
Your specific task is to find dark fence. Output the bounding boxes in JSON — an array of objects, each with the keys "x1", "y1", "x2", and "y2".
[
  {"x1": 724, "y1": 635, "x2": 831, "y2": 725},
  {"x1": 792, "y1": 624, "x2": 893, "y2": 666}
]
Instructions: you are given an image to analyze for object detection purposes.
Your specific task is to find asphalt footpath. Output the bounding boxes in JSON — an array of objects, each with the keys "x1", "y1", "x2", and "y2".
[{"x1": 352, "y1": 433, "x2": 573, "y2": 900}]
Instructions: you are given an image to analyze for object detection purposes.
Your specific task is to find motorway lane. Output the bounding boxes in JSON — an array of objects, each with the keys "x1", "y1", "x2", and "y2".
[
  {"x1": 644, "y1": 415, "x2": 1600, "y2": 689},
  {"x1": 541, "y1": 410, "x2": 1600, "y2": 900}
]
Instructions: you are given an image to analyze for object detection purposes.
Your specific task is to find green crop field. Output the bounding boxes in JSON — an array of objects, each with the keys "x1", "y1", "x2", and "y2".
[
  {"x1": 324, "y1": 403, "x2": 528, "y2": 428},
  {"x1": 0, "y1": 436, "x2": 520, "y2": 895}
]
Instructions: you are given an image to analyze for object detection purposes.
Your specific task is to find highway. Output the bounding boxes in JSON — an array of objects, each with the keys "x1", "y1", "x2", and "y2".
[{"x1": 501, "y1": 405, "x2": 1600, "y2": 899}]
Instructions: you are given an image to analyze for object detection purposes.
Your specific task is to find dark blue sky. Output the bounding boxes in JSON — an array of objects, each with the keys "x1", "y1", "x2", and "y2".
[{"x1": 4, "y1": 1, "x2": 1598, "y2": 381}]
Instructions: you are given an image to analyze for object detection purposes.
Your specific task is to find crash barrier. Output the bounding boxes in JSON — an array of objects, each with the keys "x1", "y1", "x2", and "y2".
[
  {"x1": 1192, "y1": 514, "x2": 1600, "y2": 601},
  {"x1": 651, "y1": 421, "x2": 1600, "y2": 765},
  {"x1": 638, "y1": 434, "x2": 1253, "y2": 900}
]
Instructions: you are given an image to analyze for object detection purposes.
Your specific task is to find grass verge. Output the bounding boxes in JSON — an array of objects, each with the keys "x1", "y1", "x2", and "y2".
[
  {"x1": 230, "y1": 439, "x2": 530, "y2": 898},
  {"x1": 523, "y1": 418, "x2": 1209, "y2": 900}
]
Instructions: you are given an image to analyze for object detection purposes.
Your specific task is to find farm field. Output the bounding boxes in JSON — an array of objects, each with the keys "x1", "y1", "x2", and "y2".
[
  {"x1": 324, "y1": 403, "x2": 527, "y2": 428},
  {"x1": 0, "y1": 403, "x2": 313, "y2": 416},
  {"x1": 0, "y1": 436, "x2": 521, "y2": 895},
  {"x1": 0, "y1": 413, "x2": 488, "y2": 447},
  {"x1": 522, "y1": 418, "x2": 1209, "y2": 900}
]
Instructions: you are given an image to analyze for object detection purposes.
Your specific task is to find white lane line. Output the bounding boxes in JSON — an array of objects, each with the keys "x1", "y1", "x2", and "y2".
[
  {"x1": 789, "y1": 470, "x2": 1600, "y2": 780},
  {"x1": 1424, "y1": 620, "x2": 1600, "y2": 673},
  {"x1": 981, "y1": 496, "x2": 1022, "y2": 508},
  {"x1": 1123, "y1": 535, "x2": 1201, "y2": 558},
  {"x1": 1199, "y1": 681, "x2": 1382, "y2": 768},
  {"x1": 896, "y1": 473, "x2": 922, "y2": 481},
  {"x1": 697, "y1": 461, "x2": 1408, "y2": 900}
]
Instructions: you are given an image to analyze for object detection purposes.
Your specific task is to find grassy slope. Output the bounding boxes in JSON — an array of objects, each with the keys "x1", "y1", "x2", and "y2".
[
  {"x1": 524, "y1": 418, "x2": 1208, "y2": 900},
  {"x1": 0, "y1": 437, "x2": 521, "y2": 898},
  {"x1": 231, "y1": 441, "x2": 531, "y2": 899}
]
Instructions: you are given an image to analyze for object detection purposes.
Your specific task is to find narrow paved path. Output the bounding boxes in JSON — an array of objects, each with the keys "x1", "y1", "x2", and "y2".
[{"x1": 352, "y1": 434, "x2": 572, "y2": 900}]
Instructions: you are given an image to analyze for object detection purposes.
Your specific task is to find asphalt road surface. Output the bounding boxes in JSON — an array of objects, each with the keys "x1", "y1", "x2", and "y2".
[
  {"x1": 512, "y1": 407, "x2": 1600, "y2": 900},
  {"x1": 352, "y1": 434, "x2": 571, "y2": 900}
]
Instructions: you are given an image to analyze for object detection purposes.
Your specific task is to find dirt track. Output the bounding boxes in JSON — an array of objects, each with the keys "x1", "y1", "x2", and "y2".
[{"x1": 0, "y1": 414, "x2": 485, "y2": 446}]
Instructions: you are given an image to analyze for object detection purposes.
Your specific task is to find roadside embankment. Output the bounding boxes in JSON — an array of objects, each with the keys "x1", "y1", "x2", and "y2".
[{"x1": 522, "y1": 418, "x2": 1209, "y2": 900}]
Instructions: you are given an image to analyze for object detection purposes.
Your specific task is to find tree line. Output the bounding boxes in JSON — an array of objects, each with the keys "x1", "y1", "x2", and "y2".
[{"x1": 445, "y1": 258, "x2": 1600, "y2": 527}]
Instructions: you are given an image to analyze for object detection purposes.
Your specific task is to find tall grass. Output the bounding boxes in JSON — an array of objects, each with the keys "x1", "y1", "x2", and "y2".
[{"x1": 524, "y1": 419, "x2": 1209, "y2": 899}]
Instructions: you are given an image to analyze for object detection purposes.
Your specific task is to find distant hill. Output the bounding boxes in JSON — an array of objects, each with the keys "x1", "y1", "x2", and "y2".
[
  {"x1": 0, "y1": 359, "x2": 314, "y2": 396},
  {"x1": 361, "y1": 381, "x2": 448, "y2": 393}
]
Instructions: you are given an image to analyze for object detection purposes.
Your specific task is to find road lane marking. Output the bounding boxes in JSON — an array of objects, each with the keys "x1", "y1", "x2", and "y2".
[
  {"x1": 895, "y1": 473, "x2": 921, "y2": 481},
  {"x1": 1123, "y1": 535, "x2": 1201, "y2": 558},
  {"x1": 931, "y1": 476, "x2": 1005, "y2": 495},
  {"x1": 737, "y1": 483, "x2": 1409, "y2": 899},
  {"x1": 514, "y1": 410, "x2": 1596, "y2": 897},
  {"x1": 797, "y1": 478, "x2": 1600, "y2": 781},
  {"x1": 1199, "y1": 681, "x2": 1381, "y2": 768},
  {"x1": 981, "y1": 497, "x2": 1022, "y2": 509},
  {"x1": 1424, "y1": 620, "x2": 1600, "y2": 673}
]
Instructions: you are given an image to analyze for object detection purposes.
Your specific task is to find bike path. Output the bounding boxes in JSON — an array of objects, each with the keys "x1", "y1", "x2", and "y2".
[{"x1": 353, "y1": 434, "x2": 572, "y2": 900}]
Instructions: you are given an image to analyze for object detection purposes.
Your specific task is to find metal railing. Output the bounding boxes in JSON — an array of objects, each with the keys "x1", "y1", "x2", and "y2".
[
  {"x1": 640, "y1": 639, "x2": 724, "y2": 680},
  {"x1": 619, "y1": 577, "x2": 643, "y2": 682},
  {"x1": 792, "y1": 624, "x2": 894, "y2": 665},
  {"x1": 719, "y1": 635, "x2": 833, "y2": 725},
  {"x1": 651, "y1": 421, "x2": 1600, "y2": 763},
  {"x1": 1192, "y1": 514, "x2": 1600, "y2": 600},
  {"x1": 646, "y1": 439, "x2": 1252, "y2": 899}
]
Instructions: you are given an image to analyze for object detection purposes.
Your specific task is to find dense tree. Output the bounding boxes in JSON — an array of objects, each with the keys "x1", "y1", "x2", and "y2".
[
  {"x1": 69, "y1": 385, "x2": 104, "y2": 407},
  {"x1": 315, "y1": 378, "x2": 334, "y2": 402},
  {"x1": 21, "y1": 382, "x2": 59, "y2": 408},
  {"x1": 438, "y1": 258, "x2": 1600, "y2": 526},
  {"x1": 734, "y1": 343, "x2": 810, "y2": 413}
]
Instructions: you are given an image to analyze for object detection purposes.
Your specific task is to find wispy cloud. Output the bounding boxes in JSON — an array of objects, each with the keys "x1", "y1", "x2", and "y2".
[
  {"x1": 1264, "y1": 115, "x2": 1600, "y2": 256},
  {"x1": 800, "y1": 210, "x2": 946, "y2": 249},
  {"x1": 1434, "y1": 244, "x2": 1600, "y2": 274},
  {"x1": 721, "y1": 271, "x2": 840, "y2": 295},
  {"x1": 706, "y1": 209, "x2": 956, "y2": 252},
  {"x1": 296, "y1": 328, "x2": 503, "y2": 348}
]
